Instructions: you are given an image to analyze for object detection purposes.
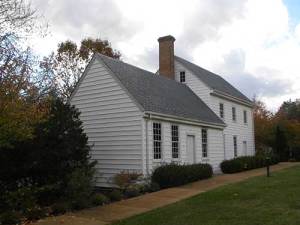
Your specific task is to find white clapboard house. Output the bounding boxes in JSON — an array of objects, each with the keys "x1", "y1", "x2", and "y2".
[{"x1": 70, "y1": 35, "x2": 255, "y2": 187}]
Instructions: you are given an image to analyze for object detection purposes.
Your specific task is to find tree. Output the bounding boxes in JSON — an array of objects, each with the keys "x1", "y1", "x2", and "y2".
[
  {"x1": 0, "y1": 97, "x2": 95, "y2": 188},
  {"x1": 0, "y1": 0, "x2": 48, "y2": 148},
  {"x1": 277, "y1": 99, "x2": 300, "y2": 121},
  {"x1": 253, "y1": 98, "x2": 274, "y2": 152},
  {"x1": 41, "y1": 38, "x2": 121, "y2": 99},
  {"x1": 274, "y1": 100, "x2": 300, "y2": 160}
]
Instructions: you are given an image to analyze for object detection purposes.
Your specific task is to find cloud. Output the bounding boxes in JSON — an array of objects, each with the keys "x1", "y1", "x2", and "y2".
[
  {"x1": 217, "y1": 49, "x2": 292, "y2": 99},
  {"x1": 31, "y1": 0, "x2": 141, "y2": 55},
  {"x1": 30, "y1": 0, "x2": 300, "y2": 110},
  {"x1": 177, "y1": 0, "x2": 247, "y2": 56}
]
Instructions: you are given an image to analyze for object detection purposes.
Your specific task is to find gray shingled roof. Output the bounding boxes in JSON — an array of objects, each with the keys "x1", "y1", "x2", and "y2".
[
  {"x1": 175, "y1": 56, "x2": 252, "y2": 103},
  {"x1": 96, "y1": 54, "x2": 225, "y2": 126}
]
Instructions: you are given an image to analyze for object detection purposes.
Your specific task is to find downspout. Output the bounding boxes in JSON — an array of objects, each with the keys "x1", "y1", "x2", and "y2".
[
  {"x1": 145, "y1": 114, "x2": 150, "y2": 175},
  {"x1": 223, "y1": 132, "x2": 226, "y2": 160}
]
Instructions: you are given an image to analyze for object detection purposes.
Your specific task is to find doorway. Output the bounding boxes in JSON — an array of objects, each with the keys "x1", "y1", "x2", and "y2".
[{"x1": 187, "y1": 135, "x2": 195, "y2": 164}]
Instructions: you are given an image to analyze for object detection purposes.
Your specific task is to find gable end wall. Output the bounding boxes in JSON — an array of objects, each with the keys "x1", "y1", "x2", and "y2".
[{"x1": 70, "y1": 58, "x2": 143, "y2": 187}]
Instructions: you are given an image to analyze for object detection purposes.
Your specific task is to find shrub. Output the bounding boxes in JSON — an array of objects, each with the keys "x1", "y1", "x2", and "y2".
[
  {"x1": 108, "y1": 190, "x2": 123, "y2": 201},
  {"x1": 113, "y1": 171, "x2": 142, "y2": 189},
  {"x1": 151, "y1": 163, "x2": 213, "y2": 189},
  {"x1": 92, "y1": 193, "x2": 110, "y2": 206},
  {"x1": 51, "y1": 202, "x2": 70, "y2": 215},
  {"x1": 220, "y1": 155, "x2": 279, "y2": 174},
  {"x1": 0, "y1": 211, "x2": 21, "y2": 225},
  {"x1": 65, "y1": 167, "x2": 95, "y2": 210},
  {"x1": 24, "y1": 206, "x2": 47, "y2": 221},
  {"x1": 124, "y1": 184, "x2": 143, "y2": 198},
  {"x1": 149, "y1": 182, "x2": 160, "y2": 192}
]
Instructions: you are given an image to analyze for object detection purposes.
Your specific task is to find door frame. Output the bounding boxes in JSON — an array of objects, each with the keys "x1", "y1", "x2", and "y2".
[{"x1": 186, "y1": 134, "x2": 196, "y2": 164}]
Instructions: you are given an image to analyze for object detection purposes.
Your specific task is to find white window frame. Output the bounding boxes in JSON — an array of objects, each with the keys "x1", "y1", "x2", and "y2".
[
  {"x1": 232, "y1": 107, "x2": 236, "y2": 122},
  {"x1": 233, "y1": 136, "x2": 238, "y2": 157},
  {"x1": 171, "y1": 124, "x2": 179, "y2": 159},
  {"x1": 201, "y1": 129, "x2": 208, "y2": 158},
  {"x1": 219, "y1": 103, "x2": 224, "y2": 119},
  {"x1": 243, "y1": 110, "x2": 248, "y2": 124},
  {"x1": 153, "y1": 122, "x2": 162, "y2": 160},
  {"x1": 180, "y1": 71, "x2": 186, "y2": 83}
]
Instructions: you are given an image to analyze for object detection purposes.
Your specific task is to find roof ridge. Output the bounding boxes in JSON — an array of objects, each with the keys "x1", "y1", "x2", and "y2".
[
  {"x1": 174, "y1": 55, "x2": 252, "y2": 103},
  {"x1": 96, "y1": 53, "x2": 189, "y2": 88}
]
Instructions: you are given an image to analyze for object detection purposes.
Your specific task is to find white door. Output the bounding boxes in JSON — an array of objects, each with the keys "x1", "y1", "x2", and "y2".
[
  {"x1": 187, "y1": 135, "x2": 195, "y2": 164},
  {"x1": 243, "y1": 141, "x2": 247, "y2": 156}
]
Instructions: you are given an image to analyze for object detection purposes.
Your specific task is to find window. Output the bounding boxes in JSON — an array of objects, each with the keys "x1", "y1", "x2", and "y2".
[
  {"x1": 232, "y1": 107, "x2": 236, "y2": 121},
  {"x1": 243, "y1": 141, "x2": 247, "y2": 155},
  {"x1": 243, "y1": 110, "x2": 247, "y2": 124},
  {"x1": 219, "y1": 103, "x2": 224, "y2": 119},
  {"x1": 180, "y1": 71, "x2": 186, "y2": 83},
  {"x1": 171, "y1": 125, "x2": 179, "y2": 158},
  {"x1": 201, "y1": 129, "x2": 208, "y2": 158},
  {"x1": 153, "y1": 123, "x2": 162, "y2": 159},
  {"x1": 233, "y1": 136, "x2": 238, "y2": 157}
]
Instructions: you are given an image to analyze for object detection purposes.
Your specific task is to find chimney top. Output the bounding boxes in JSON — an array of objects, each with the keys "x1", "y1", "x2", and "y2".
[
  {"x1": 158, "y1": 35, "x2": 176, "y2": 42},
  {"x1": 158, "y1": 35, "x2": 175, "y2": 79}
]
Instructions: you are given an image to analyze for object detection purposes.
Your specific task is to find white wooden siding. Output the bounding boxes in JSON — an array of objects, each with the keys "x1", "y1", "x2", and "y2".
[
  {"x1": 175, "y1": 61, "x2": 211, "y2": 105},
  {"x1": 209, "y1": 96, "x2": 255, "y2": 158},
  {"x1": 175, "y1": 58, "x2": 255, "y2": 161},
  {"x1": 70, "y1": 58, "x2": 143, "y2": 187},
  {"x1": 143, "y1": 119, "x2": 224, "y2": 172}
]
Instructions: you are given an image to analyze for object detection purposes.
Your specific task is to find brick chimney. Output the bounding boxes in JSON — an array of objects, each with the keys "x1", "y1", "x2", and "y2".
[{"x1": 158, "y1": 35, "x2": 175, "y2": 79}]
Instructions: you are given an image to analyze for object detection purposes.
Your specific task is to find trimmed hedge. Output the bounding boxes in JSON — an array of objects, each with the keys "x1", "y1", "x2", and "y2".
[
  {"x1": 151, "y1": 163, "x2": 213, "y2": 189},
  {"x1": 220, "y1": 155, "x2": 279, "y2": 174}
]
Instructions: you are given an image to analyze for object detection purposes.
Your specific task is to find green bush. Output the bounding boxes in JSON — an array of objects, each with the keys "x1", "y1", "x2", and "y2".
[
  {"x1": 24, "y1": 206, "x2": 47, "y2": 221},
  {"x1": 149, "y1": 182, "x2": 160, "y2": 192},
  {"x1": 65, "y1": 167, "x2": 95, "y2": 210},
  {"x1": 0, "y1": 98, "x2": 96, "y2": 214},
  {"x1": 108, "y1": 190, "x2": 123, "y2": 201},
  {"x1": 113, "y1": 171, "x2": 142, "y2": 189},
  {"x1": 0, "y1": 211, "x2": 21, "y2": 225},
  {"x1": 151, "y1": 163, "x2": 213, "y2": 189},
  {"x1": 124, "y1": 184, "x2": 142, "y2": 198},
  {"x1": 220, "y1": 155, "x2": 279, "y2": 174},
  {"x1": 51, "y1": 202, "x2": 70, "y2": 215},
  {"x1": 92, "y1": 193, "x2": 110, "y2": 206}
]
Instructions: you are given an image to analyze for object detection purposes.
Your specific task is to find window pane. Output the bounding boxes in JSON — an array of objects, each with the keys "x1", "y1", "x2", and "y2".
[
  {"x1": 219, "y1": 103, "x2": 224, "y2": 118},
  {"x1": 233, "y1": 136, "x2": 237, "y2": 157},
  {"x1": 202, "y1": 129, "x2": 208, "y2": 158},
  {"x1": 232, "y1": 107, "x2": 236, "y2": 121},
  {"x1": 153, "y1": 123, "x2": 161, "y2": 159},
  {"x1": 180, "y1": 71, "x2": 185, "y2": 83},
  {"x1": 243, "y1": 110, "x2": 247, "y2": 124},
  {"x1": 171, "y1": 125, "x2": 179, "y2": 158}
]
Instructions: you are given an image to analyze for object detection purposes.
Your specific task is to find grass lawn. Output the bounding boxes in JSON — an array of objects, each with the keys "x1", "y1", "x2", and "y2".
[{"x1": 114, "y1": 165, "x2": 300, "y2": 225}]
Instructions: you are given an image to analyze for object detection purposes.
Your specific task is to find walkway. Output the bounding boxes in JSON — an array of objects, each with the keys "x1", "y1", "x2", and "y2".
[{"x1": 32, "y1": 162, "x2": 299, "y2": 225}]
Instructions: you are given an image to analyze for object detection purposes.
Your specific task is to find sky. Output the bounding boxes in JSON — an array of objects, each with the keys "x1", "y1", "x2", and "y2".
[{"x1": 30, "y1": 0, "x2": 300, "y2": 111}]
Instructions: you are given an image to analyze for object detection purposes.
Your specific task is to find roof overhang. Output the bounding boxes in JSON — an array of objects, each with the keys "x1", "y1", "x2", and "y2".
[
  {"x1": 211, "y1": 90, "x2": 254, "y2": 108},
  {"x1": 143, "y1": 111, "x2": 226, "y2": 130}
]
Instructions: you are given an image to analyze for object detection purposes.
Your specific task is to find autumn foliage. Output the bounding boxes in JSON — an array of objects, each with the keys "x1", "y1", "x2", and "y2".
[{"x1": 254, "y1": 98, "x2": 300, "y2": 160}]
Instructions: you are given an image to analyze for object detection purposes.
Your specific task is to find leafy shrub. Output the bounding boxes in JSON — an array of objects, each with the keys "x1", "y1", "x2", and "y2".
[
  {"x1": 24, "y1": 206, "x2": 47, "y2": 221},
  {"x1": 149, "y1": 182, "x2": 160, "y2": 192},
  {"x1": 220, "y1": 155, "x2": 279, "y2": 174},
  {"x1": 108, "y1": 190, "x2": 123, "y2": 201},
  {"x1": 65, "y1": 167, "x2": 95, "y2": 210},
  {"x1": 124, "y1": 184, "x2": 142, "y2": 198},
  {"x1": 92, "y1": 193, "x2": 110, "y2": 206},
  {"x1": 2, "y1": 186, "x2": 37, "y2": 213},
  {"x1": 151, "y1": 163, "x2": 213, "y2": 189},
  {"x1": 51, "y1": 202, "x2": 70, "y2": 215},
  {"x1": 0, "y1": 98, "x2": 96, "y2": 214},
  {"x1": 0, "y1": 211, "x2": 21, "y2": 225},
  {"x1": 113, "y1": 171, "x2": 142, "y2": 189}
]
